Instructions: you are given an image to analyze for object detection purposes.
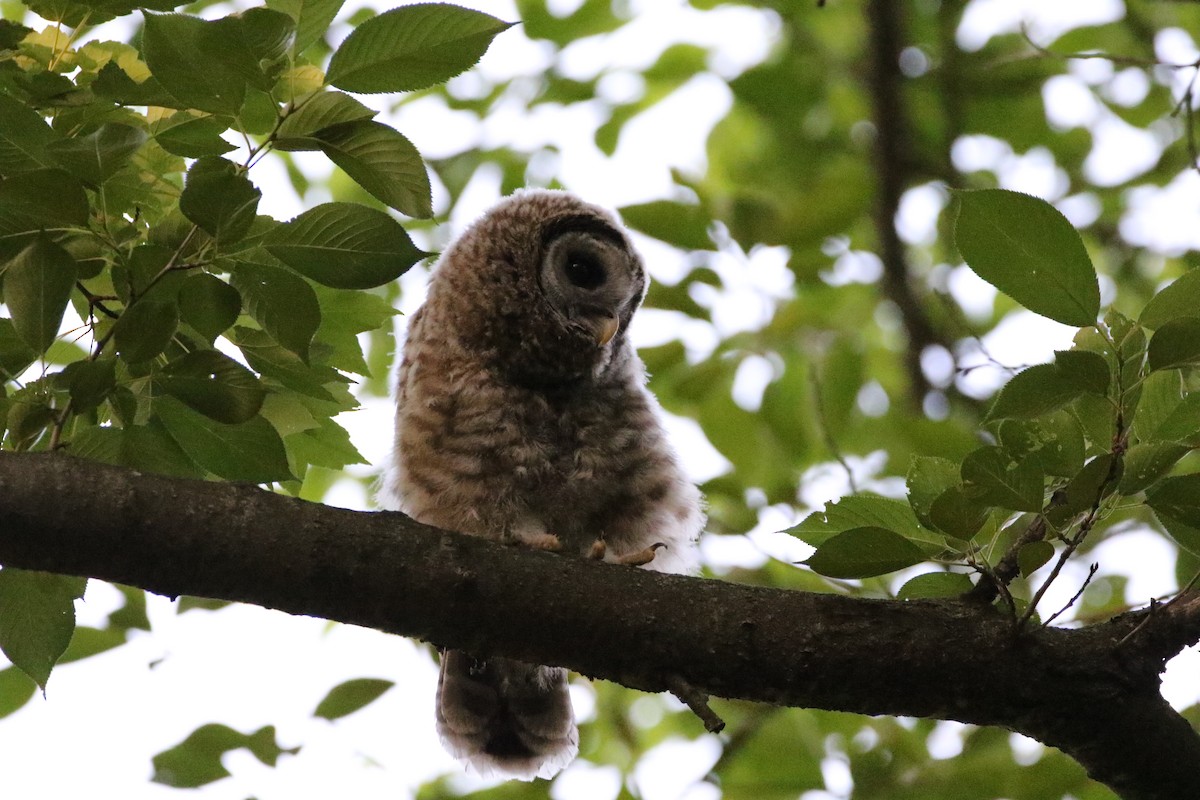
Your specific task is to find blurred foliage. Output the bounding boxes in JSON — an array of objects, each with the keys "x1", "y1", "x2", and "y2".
[{"x1": 3, "y1": 0, "x2": 1200, "y2": 797}]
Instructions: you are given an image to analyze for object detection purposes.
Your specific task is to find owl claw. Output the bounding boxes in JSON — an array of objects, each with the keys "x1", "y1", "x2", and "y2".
[{"x1": 616, "y1": 542, "x2": 666, "y2": 566}]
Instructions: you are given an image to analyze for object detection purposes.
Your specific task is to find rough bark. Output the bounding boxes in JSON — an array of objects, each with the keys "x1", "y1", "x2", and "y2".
[{"x1": 2, "y1": 451, "x2": 1199, "y2": 799}]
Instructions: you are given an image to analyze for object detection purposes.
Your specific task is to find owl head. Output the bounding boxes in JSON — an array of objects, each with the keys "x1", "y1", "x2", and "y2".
[{"x1": 425, "y1": 190, "x2": 647, "y2": 387}]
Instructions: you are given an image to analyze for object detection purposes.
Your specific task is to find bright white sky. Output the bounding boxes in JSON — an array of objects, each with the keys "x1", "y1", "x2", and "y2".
[{"x1": 3, "y1": 1, "x2": 1200, "y2": 799}]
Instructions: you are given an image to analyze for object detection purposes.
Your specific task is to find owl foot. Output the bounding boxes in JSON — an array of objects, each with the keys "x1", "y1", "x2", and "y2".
[
  {"x1": 507, "y1": 530, "x2": 562, "y2": 552},
  {"x1": 588, "y1": 539, "x2": 607, "y2": 560},
  {"x1": 615, "y1": 542, "x2": 666, "y2": 567}
]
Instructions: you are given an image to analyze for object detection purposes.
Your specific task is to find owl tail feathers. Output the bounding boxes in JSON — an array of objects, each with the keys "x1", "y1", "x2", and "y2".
[{"x1": 436, "y1": 650, "x2": 578, "y2": 781}]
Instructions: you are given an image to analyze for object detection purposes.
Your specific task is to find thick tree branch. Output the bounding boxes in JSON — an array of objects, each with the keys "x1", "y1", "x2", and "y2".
[{"x1": 2, "y1": 452, "x2": 1199, "y2": 800}]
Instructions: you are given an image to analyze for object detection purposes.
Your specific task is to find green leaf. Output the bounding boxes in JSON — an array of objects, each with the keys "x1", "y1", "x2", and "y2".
[
  {"x1": 113, "y1": 300, "x2": 179, "y2": 363},
  {"x1": 618, "y1": 200, "x2": 714, "y2": 250},
  {"x1": 1130, "y1": 370, "x2": 1183, "y2": 443},
  {"x1": 178, "y1": 273, "x2": 241, "y2": 341},
  {"x1": 152, "y1": 724, "x2": 297, "y2": 788},
  {"x1": 1153, "y1": 510, "x2": 1200, "y2": 557},
  {"x1": 0, "y1": 319, "x2": 38, "y2": 380},
  {"x1": 906, "y1": 455, "x2": 960, "y2": 529},
  {"x1": 997, "y1": 412, "x2": 1085, "y2": 478},
  {"x1": 897, "y1": 571, "x2": 973, "y2": 600},
  {"x1": 953, "y1": 188, "x2": 1099, "y2": 326},
  {"x1": 264, "y1": 203, "x2": 428, "y2": 289},
  {"x1": 987, "y1": 363, "x2": 1084, "y2": 421},
  {"x1": 1018, "y1": 540, "x2": 1055, "y2": 577},
  {"x1": 1119, "y1": 443, "x2": 1190, "y2": 495},
  {"x1": 69, "y1": 424, "x2": 206, "y2": 478},
  {"x1": 1147, "y1": 317, "x2": 1200, "y2": 371},
  {"x1": 313, "y1": 677, "x2": 394, "y2": 720},
  {"x1": 3, "y1": 236, "x2": 77, "y2": 354},
  {"x1": 802, "y1": 526, "x2": 926, "y2": 579},
  {"x1": 275, "y1": 91, "x2": 377, "y2": 147},
  {"x1": 91, "y1": 61, "x2": 180, "y2": 108},
  {"x1": 1046, "y1": 454, "x2": 1121, "y2": 526},
  {"x1": 1054, "y1": 349, "x2": 1109, "y2": 395},
  {"x1": 268, "y1": 0, "x2": 345, "y2": 55},
  {"x1": 1153, "y1": 394, "x2": 1200, "y2": 446},
  {"x1": 154, "y1": 396, "x2": 295, "y2": 483},
  {"x1": 285, "y1": 415, "x2": 365, "y2": 469},
  {"x1": 156, "y1": 117, "x2": 237, "y2": 158},
  {"x1": 159, "y1": 350, "x2": 266, "y2": 424},
  {"x1": 0, "y1": 568, "x2": 86, "y2": 690},
  {"x1": 0, "y1": 169, "x2": 89, "y2": 237},
  {"x1": 1145, "y1": 474, "x2": 1200, "y2": 528},
  {"x1": 929, "y1": 485, "x2": 989, "y2": 540},
  {"x1": 46, "y1": 124, "x2": 148, "y2": 186},
  {"x1": 0, "y1": 666, "x2": 38, "y2": 720},
  {"x1": 1140, "y1": 269, "x2": 1200, "y2": 329},
  {"x1": 143, "y1": 13, "x2": 247, "y2": 114},
  {"x1": 230, "y1": 261, "x2": 320, "y2": 360},
  {"x1": 311, "y1": 120, "x2": 432, "y2": 217},
  {"x1": 961, "y1": 445, "x2": 1044, "y2": 512},
  {"x1": 784, "y1": 495, "x2": 940, "y2": 552},
  {"x1": 179, "y1": 157, "x2": 261, "y2": 245},
  {"x1": 326, "y1": 4, "x2": 514, "y2": 93},
  {"x1": 59, "y1": 358, "x2": 116, "y2": 413},
  {"x1": 0, "y1": 94, "x2": 60, "y2": 174}
]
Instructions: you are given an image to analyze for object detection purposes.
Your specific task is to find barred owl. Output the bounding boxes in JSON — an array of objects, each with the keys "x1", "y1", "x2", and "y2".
[{"x1": 383, "y1": 190, "x2": 703, "y2": 780}]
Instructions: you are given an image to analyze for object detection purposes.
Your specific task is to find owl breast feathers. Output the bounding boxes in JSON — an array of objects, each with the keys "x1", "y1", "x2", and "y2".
[{"x1": 382, "y1": 189, "x2": 703, "y2": 780}]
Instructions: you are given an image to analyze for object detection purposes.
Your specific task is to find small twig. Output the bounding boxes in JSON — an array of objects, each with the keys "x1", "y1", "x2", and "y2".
[
  {"x1": 1042, "y1": 562, "x2": 1100, "y2": 628},
  {"x1": 666, "y1": 674, "x2": 725, "y2": 734}
]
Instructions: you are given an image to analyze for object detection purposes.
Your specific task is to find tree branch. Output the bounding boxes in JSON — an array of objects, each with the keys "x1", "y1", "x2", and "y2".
[
  {"x1": 2, "y1": 451, "x2": 1199, "y2": 800},
  {"x1": 864, "y1": 0, "x2": 944, "y2": 404}
]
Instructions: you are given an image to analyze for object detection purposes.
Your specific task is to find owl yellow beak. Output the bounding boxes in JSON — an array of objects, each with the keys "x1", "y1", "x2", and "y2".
[{"x1": 596, "y1": 314, "x2": 620, "y2": 346}]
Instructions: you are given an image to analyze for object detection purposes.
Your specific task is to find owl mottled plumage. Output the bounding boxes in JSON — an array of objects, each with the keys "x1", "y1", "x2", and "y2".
[{"x1": 382, "y1": 190, "x2": 703, "y2": 779}]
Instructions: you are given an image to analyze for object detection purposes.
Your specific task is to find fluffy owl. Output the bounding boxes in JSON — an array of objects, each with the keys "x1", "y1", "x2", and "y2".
[{"x1": 382, "y1": 189, "x2": 703, "y2": 780}]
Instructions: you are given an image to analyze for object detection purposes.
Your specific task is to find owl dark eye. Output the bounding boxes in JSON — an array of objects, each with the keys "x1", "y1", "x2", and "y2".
[{"x1": 563, "y1": 251, "x2": 606, "y2": 290}]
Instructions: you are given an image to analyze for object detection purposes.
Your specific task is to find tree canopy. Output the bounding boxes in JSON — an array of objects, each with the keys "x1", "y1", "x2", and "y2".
[{"x1": 2, "y1": 1, "x2": 1200, "y2": 798}]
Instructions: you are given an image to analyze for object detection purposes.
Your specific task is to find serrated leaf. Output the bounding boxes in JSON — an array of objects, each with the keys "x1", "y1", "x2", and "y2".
[
  {"x1": 1145, "y1": 474, "x2": 1200, "y2": 527},
  {"x1": 929, "y1": 485, "x2": 988, "y2": 540},
  {"x1": 1018, "y1": 540, "x2": 1055, "y2": 577},
  {"x1": 0, "y1": 94, "x2": 60, "y2": 174},
  {"x1": 987, "y1": 362, "x2": 1084, "y2": 421},
  {"x1": 153, "y1": 724, "x2": 297, "y2": 788},
  {"x1": 159, "y1": 350, "x2": 266, "y2": 424},
  {"x1": 59, "y1": 358, "x2": 116, "y2": 413},
  {"x1": 0, "y1": 319, "x2": 38, "y2": 380},
  {"x1": 897, "y1": 571, "x2": 973, "y2": 600},
  {"x1": 326, "y1": 4, "x2": 513, "y2": 93},
  {"x1": 1141, "y1": 269, "x2": 1200, "y2": 329},
  {"x1": 3, "y1": 236, "x2": 76, "y2": 354},
  {"x1": 113, "y1": 300, "x2": 179, "y2": 363},
  {"x1": 1153, "y1": 394, "x2": 1200, "y2": 446},
  {"x1": 46, "y1": 123, "x2": 147, "y2": 186},
  {"x1": 1054, "y1": 349, "x2": 1109, "y2": 395},
  {"x1": 0, "y1": 169, "x2": 89, "y2": 237},
  {"x1": 178, "y1": 273, "x2": 241, "y2": 341},
  {"x1": 230, "y1": 262, "x2": 320, "y2": 360},
  {"x1": 953, "y1": 189, "x2": 1099, "y2": 326},
  {"x1": 802, "y1": 526, "x2": 926, "y2": 579},
  {"x1": 0, "y1": 568, "x2": 86, "y2": 690},
  {"x1": 1130, "y1": 370, "x2": 1183, "y2": 443},
  {"x1": 179, "y1": 157, "x2": 261, "y2": 246},
  {"x1": 1046, "y1": 454, "x2": 1121, "y2": 527},
  {"x1": 143, "y1": 13, "x2": 247, "y2": 114},
  {"x1": 91, "y1": 61, "x2": 179, "y2": 108},
  {"x1": 906, "y1": 455, "x2": 960, "y2": 530},
  {"x1": 961, "y1": 445, "x2": 1044, "y2": 512},
  {"x1": 276, "y1": 91, "x2": 377, "y2": 147},
  {"x1": 311, "y1": 120, "x2": 432, "y2": 217},
  {"x1": 285, "y1": 415, "x2": 365, "y2": 469},
  {"x1": 784, "y1": 495, "x2": 940, "y2": 552},
  {"x1": 156, "y1": 117, "x2": 237, "y2": 158},
  {"x1": 268, "y1": 0, "x2": 344, "y2": 55},
  {"x1": 1148, "y1": 317, "x2": 1200, "y2": 371},
  {"x1": 313, "y1": 678, "x2": 394, "y2": 720},
  {"x1": 997, "y1": 412, "x2": 1085, "y2": 478},
  {"x1": 69, "y1": 424, "x2": 205, "y2": 478},
  {"x1": 264, "y1": 202, "x2": 427, "y2": 289},
  {"x1": 1153, "y1": 510, "x2": 1200, "y2": 556},
  {"x1": 154, "y1": 396, "x2": 295, "y2": 483},
  {"x1": 1118, "y1": 442, "x2": 1189, "y2": 495}
]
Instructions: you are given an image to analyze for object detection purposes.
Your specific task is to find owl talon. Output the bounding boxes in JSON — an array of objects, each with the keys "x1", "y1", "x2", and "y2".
[{"x1": 616, "y1": 542, "x2": 666, "y2": 566}]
